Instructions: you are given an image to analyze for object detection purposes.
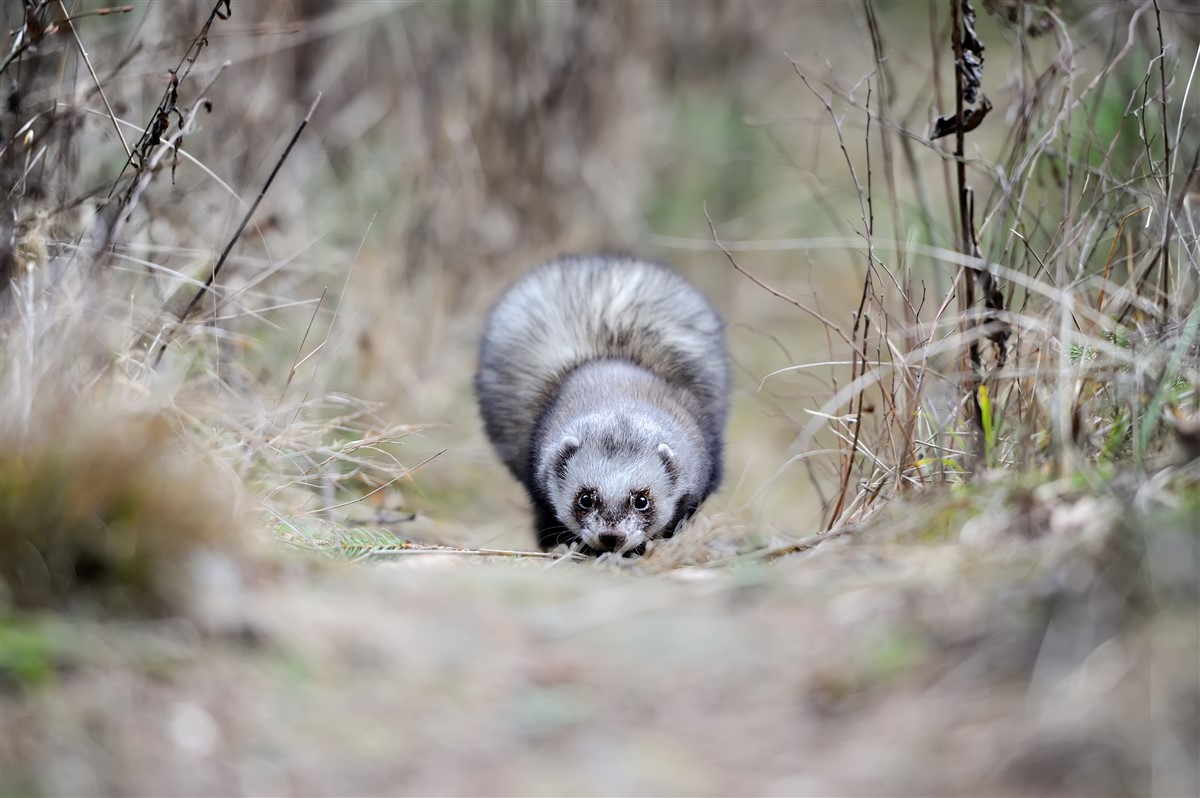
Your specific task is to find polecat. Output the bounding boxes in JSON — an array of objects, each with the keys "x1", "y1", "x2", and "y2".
[{"x1": 475, "y1": 255, "x2": 730, "y2": 555}]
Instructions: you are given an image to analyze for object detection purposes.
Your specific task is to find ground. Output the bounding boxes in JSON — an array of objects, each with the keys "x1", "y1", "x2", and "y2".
[{"x1": 4, "y1": 480, "x2": 1197, "y2": 795}]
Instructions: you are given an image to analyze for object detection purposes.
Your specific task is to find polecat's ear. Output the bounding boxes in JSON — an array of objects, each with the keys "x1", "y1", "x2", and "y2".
[
  {"x1": 657, "y1": 443, "x2": 679, "y2": 489},
  {"x1": 551, "y1": 435, "x2": 581, "y2": 482}
]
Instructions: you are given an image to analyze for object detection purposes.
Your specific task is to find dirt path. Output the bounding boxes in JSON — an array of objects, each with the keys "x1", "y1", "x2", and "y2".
[{"x1": 4, "y1": 491, "x2": 1196, "y2": 796}]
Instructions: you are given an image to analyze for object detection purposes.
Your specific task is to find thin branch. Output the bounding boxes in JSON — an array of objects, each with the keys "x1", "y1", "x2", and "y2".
[
  {"x1": 152, "y1": 92, "x2": 322, "y2": 368},
  {"x1": 703, "y1": 205, "x2": 853, "y2": 350}
]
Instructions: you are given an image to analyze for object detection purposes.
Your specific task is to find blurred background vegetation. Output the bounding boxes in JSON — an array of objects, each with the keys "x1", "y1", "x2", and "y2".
[{"x1": 1, "y1": 0, "x2": 1197, "y2": 794}]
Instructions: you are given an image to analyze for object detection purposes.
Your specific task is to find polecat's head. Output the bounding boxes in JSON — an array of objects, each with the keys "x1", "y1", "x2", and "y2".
[{"x1": 542, "y1": 428, "x2": 691, "y2": 555}]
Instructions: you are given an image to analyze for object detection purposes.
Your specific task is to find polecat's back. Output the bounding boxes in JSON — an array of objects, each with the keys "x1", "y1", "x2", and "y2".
[{"x1": 475, "y1": 255, "x2": 729, "y2": 483}]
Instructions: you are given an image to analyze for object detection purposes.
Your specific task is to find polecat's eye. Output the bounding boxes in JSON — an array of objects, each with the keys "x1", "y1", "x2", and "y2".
[
  {"x1": 631, "y1": 492, "x2": 651, "y2": 512},
  {"x1": 577, "y1": 491, "x2": 595, "y2": 510}
]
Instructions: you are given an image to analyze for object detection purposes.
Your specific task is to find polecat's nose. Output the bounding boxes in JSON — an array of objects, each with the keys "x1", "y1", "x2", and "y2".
[{"x1": 597, "y1": 531, "x2": 626, "y2": 551}]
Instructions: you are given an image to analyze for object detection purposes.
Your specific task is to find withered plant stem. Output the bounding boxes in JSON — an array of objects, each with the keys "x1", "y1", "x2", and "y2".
[
  {"x1": 1152, "y1": 0, "x2": 1172, "y2": 318},
  {"x1": 865, "y1": 0, "x2": 923, "y2": 489},
  {"x1": 951, "y1": 0, "x2": 986, "y2": 472},
  {"x1": 111, "y1": 0, "x2": 231, "y2": 201},
  {"x1": 827, "y1": 83, "x2": 875, "y2": 531},
  {"x1": 153, "y1": 93, "x2": 322, "y2": 368}
]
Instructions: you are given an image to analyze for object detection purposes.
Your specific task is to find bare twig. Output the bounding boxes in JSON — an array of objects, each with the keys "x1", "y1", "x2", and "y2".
[
  {"x1": 827, "y1": 82, "x2": 876, "y2": 530},
  {"x1": 865, "y1": 0, "x2": 923, "y2": 488},
  {"x1": 152, "y1": 92, "x2": 322, "y2": 368},
  {"x1": 360, "y1": 545, "x2": 589, "y2": 562},
  {"x1": 110, "y1": 0, "x2": 232, "y2": 200},
  {"x1": 703, "y1": 205, "x2": 853, "y2": 350}
]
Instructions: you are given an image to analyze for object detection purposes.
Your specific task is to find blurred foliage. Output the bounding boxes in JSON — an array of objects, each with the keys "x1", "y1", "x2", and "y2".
[
  {"x1": 0, "y1": 615, "x2": 70, "y2": 690},
  {"x1": 645, "y1": 98, "x2": 765, "y2": 235},
  {"x1": 0, "y1": 409, "x2": 244, "y2": 616}
]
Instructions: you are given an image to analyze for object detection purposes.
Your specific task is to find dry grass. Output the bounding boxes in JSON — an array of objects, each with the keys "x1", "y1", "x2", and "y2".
[
  {"x1": 733, "y1": 0, "x2": 1200, "y2": 534},
  {"x1": 0, "y1": 0, "x2": 1197, "y2": 794}
]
